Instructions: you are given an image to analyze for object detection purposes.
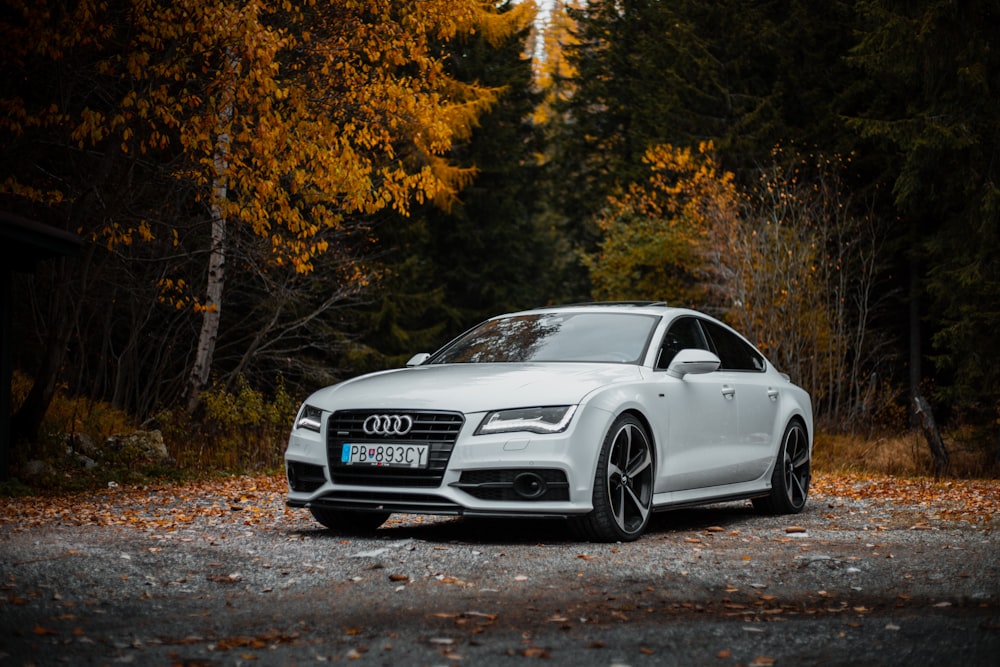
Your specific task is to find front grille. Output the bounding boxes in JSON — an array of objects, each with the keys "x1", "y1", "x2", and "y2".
[{"x1": 327, "y1": 410, "x2": 464, "y2": 487}]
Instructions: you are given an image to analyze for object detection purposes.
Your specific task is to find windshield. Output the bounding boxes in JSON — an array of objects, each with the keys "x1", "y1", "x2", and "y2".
[{"x1": 429, "y1": 312, "x2": 659, "y2": 364}]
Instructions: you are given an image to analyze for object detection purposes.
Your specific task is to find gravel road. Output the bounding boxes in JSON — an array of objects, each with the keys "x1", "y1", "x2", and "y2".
[{"x1": 1, "y1": 474, "x2": 997, "y2": 666}]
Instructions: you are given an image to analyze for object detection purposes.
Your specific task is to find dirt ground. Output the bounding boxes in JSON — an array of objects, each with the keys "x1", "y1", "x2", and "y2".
[{"x1": 1, "y1": 473, "x2": 997, "y2": 666}]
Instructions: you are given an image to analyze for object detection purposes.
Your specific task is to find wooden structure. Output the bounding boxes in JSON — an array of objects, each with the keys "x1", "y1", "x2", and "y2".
[{"x1": 1, "y1": 212, "x2": 82, "y2": 482}]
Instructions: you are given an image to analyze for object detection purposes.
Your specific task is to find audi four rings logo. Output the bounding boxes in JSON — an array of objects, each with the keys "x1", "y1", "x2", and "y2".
[{"x1": 363, "y1": 414, "x2": 414, "y2": 436}]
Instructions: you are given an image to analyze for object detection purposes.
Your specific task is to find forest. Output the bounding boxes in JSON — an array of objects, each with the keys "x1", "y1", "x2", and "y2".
[{"x1": 1, "y1": 0, "x2": 997, "y2": 479}]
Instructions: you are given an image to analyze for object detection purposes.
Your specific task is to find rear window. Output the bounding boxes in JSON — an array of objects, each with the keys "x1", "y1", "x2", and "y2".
[{"x1": 701, "y1": 320, "x2": 766, "y2": 372}]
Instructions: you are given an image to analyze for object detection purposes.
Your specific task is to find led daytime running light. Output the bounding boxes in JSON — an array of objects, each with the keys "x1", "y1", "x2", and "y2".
[{"x1": 476, "y1": 405, "x2": 577, "y2": 435}]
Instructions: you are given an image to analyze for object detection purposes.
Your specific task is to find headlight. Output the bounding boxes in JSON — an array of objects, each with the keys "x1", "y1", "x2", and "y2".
[
  {"x1": 295, "y1": 404, "x2": 324, "y2": 432},
  {"x1": 475, "y1": 405, "x2": 577, "y2": 435}
]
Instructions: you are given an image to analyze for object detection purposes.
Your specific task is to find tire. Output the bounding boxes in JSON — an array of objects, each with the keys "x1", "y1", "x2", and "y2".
[
  {"x1": 309, "y1": 507, "x2": 390, "y2": 534},
  {"x1": 753, "y1": 419, "x2": 810, "y2": 514},
  {"x1": 571, "y1": 414, "x2": 654, "y2": 542}
]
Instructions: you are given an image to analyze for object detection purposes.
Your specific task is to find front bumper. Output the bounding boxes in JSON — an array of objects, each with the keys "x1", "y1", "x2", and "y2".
[{"x1": 284, "y1": 406, "x2": 613, "y2": 518}]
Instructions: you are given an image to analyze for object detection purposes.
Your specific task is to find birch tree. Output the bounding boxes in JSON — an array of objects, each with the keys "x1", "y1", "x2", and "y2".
[{"x1": 1, "y1": 0, "x2": 535, "y2": 423}]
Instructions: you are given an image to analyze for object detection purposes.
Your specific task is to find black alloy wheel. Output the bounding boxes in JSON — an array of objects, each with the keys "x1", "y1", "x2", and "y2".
[
  {"x1": 572, "y1": 414, "x2": 654, "y2": 542},
  {"x1": 753, "y1": 419, "x2": 810, "y2": 514}
]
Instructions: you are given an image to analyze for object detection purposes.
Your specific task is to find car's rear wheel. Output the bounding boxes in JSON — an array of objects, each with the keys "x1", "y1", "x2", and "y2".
[
  {"x1": 753, "y1": 419, "x2": 810, "y2": 514},
  {"x1": 572, "y1": 414, "x2": 654, "y2": 542},
  {"x1": 309, "y1": 507, "x2": 390, "y2": 534}
]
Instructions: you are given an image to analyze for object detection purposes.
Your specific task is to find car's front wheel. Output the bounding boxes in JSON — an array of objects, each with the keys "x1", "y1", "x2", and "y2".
[
  {"x1": 309, "y1": 507, "x2": 390, "y2": 534},
  {"x1": 753, "y1": 419, "x2": 810, "y2": 514},
  {"x1": 572, "y1": 414, "x2": 654, "y2": 542}
]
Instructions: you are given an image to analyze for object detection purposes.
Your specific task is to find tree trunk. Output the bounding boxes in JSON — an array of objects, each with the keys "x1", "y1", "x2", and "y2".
[
  {"x1": 186, "y1": 214, "x2": 226, "y2": 413},
  {"x1": 913, "y1": 394, "x2": 950, "y2": 477},
  {"x1": 908, "y1": 257, "x2": 921, "y2": 413},
  {"x1": 186, "y1": 68, "x2": 234, "y2": 412},
  {"x1": 10, "y1": 264, "x2": 76, "y2": 444}
]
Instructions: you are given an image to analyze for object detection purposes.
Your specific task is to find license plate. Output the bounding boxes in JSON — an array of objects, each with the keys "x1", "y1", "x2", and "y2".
[{"x1": 341, "y1": 443, "x2": 429, "y2": 469}]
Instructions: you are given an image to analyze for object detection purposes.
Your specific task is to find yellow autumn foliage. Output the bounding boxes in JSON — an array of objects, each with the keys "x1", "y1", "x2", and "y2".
[
  {"x1": 531, "y1": 0, "x2": 581, "y2": 125},
  {"x1": 586, "y1": 142, "x2": 740, "y2": 307},
  {"x1": 0, "y1": 0, "x2": 535, "y2": 275}
]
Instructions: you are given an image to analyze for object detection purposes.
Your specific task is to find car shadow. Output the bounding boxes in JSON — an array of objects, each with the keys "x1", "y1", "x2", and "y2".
[{"x1": 295, "y1": 501, "x2": 763, "y2": 545}]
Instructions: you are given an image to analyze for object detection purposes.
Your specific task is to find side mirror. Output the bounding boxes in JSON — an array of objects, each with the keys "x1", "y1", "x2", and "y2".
[
  {"x1": 666, "y1": 349, "x2": 721, "y2": 378},
  {"x1": 406, "y1": 353, "x2": 430, "y2": 367}
]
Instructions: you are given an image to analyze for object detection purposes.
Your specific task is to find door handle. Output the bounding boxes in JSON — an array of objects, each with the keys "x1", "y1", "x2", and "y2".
[
  {"x1": 767, "y1": 388, "x2": 779, "y2": 401},
  {"x1": 721, "y1": 385, "x2": 736, "y2": 399}
]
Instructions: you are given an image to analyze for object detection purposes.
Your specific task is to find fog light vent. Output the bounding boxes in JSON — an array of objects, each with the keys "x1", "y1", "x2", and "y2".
[
  {"x1": 451, "y1": 469, "x2": 569, "y2": 501},
  {"x1": 287, "y1": 462, "x2": 326, "y2": 492}
]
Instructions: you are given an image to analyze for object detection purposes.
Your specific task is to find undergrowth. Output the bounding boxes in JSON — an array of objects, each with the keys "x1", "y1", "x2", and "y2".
[
  {"x1": 813, "y1": 430, "x2": 998, "y2": 479},
  {"x1": 154, "y1": 375, "x2": 298, "y2": 472},
  {"x1": 5, "y1": 373, "x2": 297, "y2": 495}
]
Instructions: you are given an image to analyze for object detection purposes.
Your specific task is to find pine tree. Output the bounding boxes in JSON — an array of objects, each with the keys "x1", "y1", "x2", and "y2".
[
  {"x1": 344, "y1": 1, "x2": 552, "y2": 370},
  {"x1": 848, "y1": 0, "x2": 1000, "y2": 435},
  {"x1": 542, "y1": 0, "x2": 861, "y2": 300}
]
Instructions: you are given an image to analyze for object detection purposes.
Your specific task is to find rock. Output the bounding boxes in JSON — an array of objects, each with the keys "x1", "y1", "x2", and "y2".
[
  {"x1": 71, "y1": 433, "x2": 100, "y2": 458},
  {"x1": 105, "y1": 430, "x2": 170, "y2": 463},
  {"x1": 22, "y1": 459, "x2": 56, "y2": 478},
  {"x1": 74, "y1": 453, "x2": 97, "y2": 470}
]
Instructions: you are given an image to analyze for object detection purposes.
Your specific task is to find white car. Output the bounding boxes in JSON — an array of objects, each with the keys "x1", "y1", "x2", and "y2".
[{"x1": 285, "y1": 302, "x2": 813, "y2": 542}]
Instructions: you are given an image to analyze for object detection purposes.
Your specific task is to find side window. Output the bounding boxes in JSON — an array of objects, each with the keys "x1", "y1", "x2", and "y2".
[
  {"x1": 656, "y1": 317, "x2": 709, "y2": 369},
  {"x1": 701, "y1": 320, "x2": 766, "y2": 372}
]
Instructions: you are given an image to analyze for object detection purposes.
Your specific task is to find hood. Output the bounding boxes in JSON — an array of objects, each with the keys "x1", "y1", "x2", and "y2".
[{"x1": 306, "y1": 363, "x2": 643, "y2": 414}]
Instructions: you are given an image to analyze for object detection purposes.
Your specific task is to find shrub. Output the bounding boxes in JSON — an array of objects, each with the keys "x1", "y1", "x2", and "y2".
[{"x1": 159, "y1": 376, "x2": 297, "y2": 472}]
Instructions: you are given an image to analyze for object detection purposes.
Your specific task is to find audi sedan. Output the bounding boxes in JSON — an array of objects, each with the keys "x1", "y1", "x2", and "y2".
[{"x1": 285, "y1": 302, "x2": 813, "y2": 542}]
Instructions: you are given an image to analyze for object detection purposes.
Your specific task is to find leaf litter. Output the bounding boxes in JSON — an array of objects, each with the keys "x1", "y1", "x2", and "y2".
[
  {"x1": 1, "y1": 471, "x2": 996, "y2": 664},
  {"x1": 1, "y1": 472, "x2": 995, "y2": 533}
]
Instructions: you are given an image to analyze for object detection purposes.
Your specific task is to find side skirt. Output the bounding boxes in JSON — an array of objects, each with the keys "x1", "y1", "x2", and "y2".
[{"x1": 651, "y1": 481, "x2": 771, "y2": 512}]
